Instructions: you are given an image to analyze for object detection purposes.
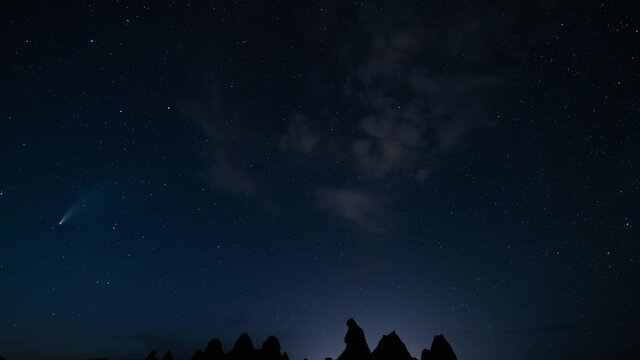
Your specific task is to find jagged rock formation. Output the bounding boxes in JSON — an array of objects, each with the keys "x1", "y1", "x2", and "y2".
[
  {"x1": 0, "y1": 329, "x2": 460, "y2": 360},
  {"x1": 420, "y1": 335, "x2": 457, "y2": 360},
  {"x1": 144, "y1": 350, "x2": 158, "y2": 360},
  {"x1": 259, "y1": 336, "x2": 283, "y2": 360},
  {"x1": 371, "y1": 331, "x2": 414, "y2": 360},
  {"x1": 185, "y1": 333, "x2": 289, "y2": 360},
  {"x1": 204, "y1": 338, "x2": 225, "y2": 360},
  {"x1": 336, "y1": 318, "x2": 371, "y2": 360},
  {"x1": 421, "y1": 349, "x2": 429, "y2": 360},
  {"x1": 133, "y1": 318, "x2": 455, "y2": 360},
  {"x1": 229, "y1": 333, "x2": 256, "y2": 360},
  {"x1": 191, "y1": 349, "x2": 204, "y2": 360}
]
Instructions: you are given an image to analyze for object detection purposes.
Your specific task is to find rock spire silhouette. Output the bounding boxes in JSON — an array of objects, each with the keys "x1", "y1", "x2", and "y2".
[
  {"x1": 420, "y1": 335, "x2": 457, "y2": 360},
  {"x1": 336, "y1": 318, "x2": 371, "y2": 360},
  {"x1": 371, "y1": 331, "x2": 414, "y2": 360}
]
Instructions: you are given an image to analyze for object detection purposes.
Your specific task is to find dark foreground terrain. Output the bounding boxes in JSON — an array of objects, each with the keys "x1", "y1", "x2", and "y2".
[
  {"x1": 145, "y1": 318, "x2": 456, "y2": 360},
  {"x1": 0, "y1": 318, "x2": 457, "y2": 360}
]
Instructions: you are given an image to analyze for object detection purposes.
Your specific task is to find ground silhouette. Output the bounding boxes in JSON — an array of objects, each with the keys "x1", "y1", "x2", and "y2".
[
  {"x1": 135, "y1": 318, "x2": 456, "y2": 360},
  {"x1": 0, "y1": 318, "x2": 454, "y2": 360}
]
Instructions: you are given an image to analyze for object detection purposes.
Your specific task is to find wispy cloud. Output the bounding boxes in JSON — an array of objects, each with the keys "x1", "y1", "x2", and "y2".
[
  {"x1": 179, "y1": 98, "x2": 257, "y2": 197},
  {"x1": 310, "y1": 23, "x2": 499, "y2": 227},
  {"x1": 315, "y1": 188, "x2": 386, "y2": 231},
  {"x1": 279, "y1": 112, "x2": 319, "y2": 156},
  {"x1": 178, "y1": 7, "x2": 502, "y2": 232},
  {"x1": 347, "y1": 29, "x2": 498, "y2": 181}
]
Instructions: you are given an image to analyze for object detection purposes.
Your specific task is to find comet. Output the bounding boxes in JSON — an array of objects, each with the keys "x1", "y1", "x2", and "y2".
[{"x1": 58, "y1": 204, "x2": 79, "y2": 225}]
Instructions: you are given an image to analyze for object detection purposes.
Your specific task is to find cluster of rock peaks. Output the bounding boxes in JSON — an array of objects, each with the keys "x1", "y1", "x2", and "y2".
[
  {"x1": 141, "y1": 318, "x2": 457, "y2": 360},
  {"x1": 336, "y1": 318, "x2": 456, "y2": 360}
]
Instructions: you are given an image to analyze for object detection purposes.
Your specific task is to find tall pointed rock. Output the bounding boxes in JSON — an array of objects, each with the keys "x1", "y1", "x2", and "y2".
[
  {"x1": 371, "y1": 331, "x2": 413, "y2": 360},
  {"x1": 259, "y1": 336, "x2": 284, "y2": 360},
  {"x1": 420, "y1": 349, "x2": 431, "y2": 360},
  {"x1": 337, "y1": 318, "x2": 371, "y2": 360},
  {"x1": 204, "y1": 338, "x2": 225, "y2": 360},
  {"x1": 191, "y1": 349, "x2": 204, "y2": 360},
  {"x1": 421, "y1": 335, "x2": 456, "y2": 360},
  {"x1": 144, "y1": 350, "x2": 158, "y2": 360},
  {"x1": 431, "y1": 335, "x2": 456, "y2": 360},
  {"x1": 162, "y1": 350, "x2": 174, "y2": 360},
  {"x1": 229, "y1": 333, "x2": 256, "y2": 360}
]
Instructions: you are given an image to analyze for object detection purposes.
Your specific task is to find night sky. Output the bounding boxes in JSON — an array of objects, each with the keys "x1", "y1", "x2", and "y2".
[{"x1": 1, "y1": 1, "x2": 639, "y2": 360}]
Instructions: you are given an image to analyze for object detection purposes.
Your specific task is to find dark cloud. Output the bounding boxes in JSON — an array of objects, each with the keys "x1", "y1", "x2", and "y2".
[
  {"x1": 347, "y1": 29, "x2": 499, "y2": 180},
  {"x1": 208, "y1": 153, "x2": 257, "y2": 196},
  {"x1": 410, "y1": 73, "x2": 499, "y2": 152},
  {"x1": 179, "y1": 99, "x2": 257, "y2": 197},
  {"x1": 357, "y1": 31, "x2": 423, "y2": 87},
  {"x1": 180, "y1": 8, "x2": 501, "y2": 230},
  {"x1": 315, "y1": 188, "x2": 386, "y2": 231},
  {"x1": 309, "y1": 19, "x2": 500, "y2": 227},
  {"x1": 279, "y1": 112, "x2": 319, "y2": 156}
]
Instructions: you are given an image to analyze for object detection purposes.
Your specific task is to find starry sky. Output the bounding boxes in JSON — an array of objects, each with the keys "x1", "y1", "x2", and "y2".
[{"x1": 1, "y1": 1, "x2": 638, "y2": 360}]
